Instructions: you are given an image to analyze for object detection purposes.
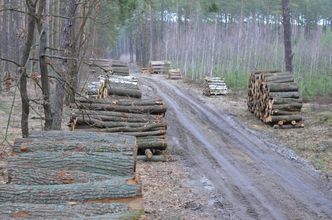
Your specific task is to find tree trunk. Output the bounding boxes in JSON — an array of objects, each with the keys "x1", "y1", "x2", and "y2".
[
  {"x1": 7, "y1": 151, "x2": 135, "y2": 176},
  {"x1": 0, "y1": 203, "x2": 141, "y2": 219},
  {"x1": 52, "y1": 0, "x2": 77, "y2": 129},
  {"x1": 0, "y1": 177, "x2": 141, "y2": 204},
  {"x1": 72, "y1": 103, "x2": 166, "y2": 114},
  {"x1": 12, "y1": 139, "x2": 136, "y2": 154},
  {"x1": 282, "y1": 0, "x2": 293, "y2": 73}
]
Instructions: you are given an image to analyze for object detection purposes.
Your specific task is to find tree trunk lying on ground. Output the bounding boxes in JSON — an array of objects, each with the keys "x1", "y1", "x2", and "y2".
[
  {"x1": 74, "y1": 123, "x2": 166, "y2": 133},
  {"x1": 28, "y1": 131, "x2": 136, "y2": 144},
  {"x1": 75, "y1": 97, "x2": 163, "y2": 106},
  {"x1": 0, "y1": 177, "x2": 141, "y2": 204},
  {"x1": 136, "y1": 136, "x2": 167, "y2": 151},
  {"x1": 0, "y1": 203, "x2": 142, "y2": 219},
  {"x1": 8, "y1": 152, "x2": 135, "y2": 176},
  {"x1": 108, "y1": 87, "x2": 142, "y2": 98},
  {"x1": 71, "y1": 114, "x2": 164, "y2": 124},
  {"x1": 8, "y1": 168, "x2": 110, "y2": 185},
  {"x1": 71, "y1": 103, "x2": 166, "y2": 114},
  {"x1": 76, "y1": 129, "x2": 166, "y2": 137},
  {"x1": 12, "y1": 139, "x2": 136, "y2": 153}
]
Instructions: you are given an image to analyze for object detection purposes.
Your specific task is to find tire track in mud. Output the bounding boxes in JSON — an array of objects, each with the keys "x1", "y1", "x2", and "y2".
[{"x1": 142, "y1": 76, "x2": 332, "y2": 220}]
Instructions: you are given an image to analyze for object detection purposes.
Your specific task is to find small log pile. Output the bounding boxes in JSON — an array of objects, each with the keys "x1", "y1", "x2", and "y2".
[
  {"x1": 203, "y1": 77, "x2": 229, "y2": 96},
  {"x1": 0, "y1": 131, "x2": 144, "y2": 219},
  {"x1": 69, "y1": 97, "x2": 168, "y2": 157},
  {"x1": 247, "y1": 70, "x2": 304, "y2": 128},
  {"x1": 149, "y1": 61, "x2": 170, "y2": 74},
  {"x1": 111, "y1": 60, "x2": 129, "y2": 76},
  {"x1": 168, "y1": 69, "x2": 182, "y2": 80}
]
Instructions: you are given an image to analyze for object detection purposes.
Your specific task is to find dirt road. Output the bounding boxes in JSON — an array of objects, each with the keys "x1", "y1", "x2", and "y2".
[{"x1": 142, "y1": 76, "x2": 332, "y2": 220}]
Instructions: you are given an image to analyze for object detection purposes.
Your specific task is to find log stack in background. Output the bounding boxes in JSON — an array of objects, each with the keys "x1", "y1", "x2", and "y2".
[
  {"x1": 111, "y1": 60, "x2": 129, "y2": 76},
  {"x1": 168, "y1": 69, "x2": 182, "y2": 80},
  {"x1": 0, "y1": 131, "x2": 144, "y2": 219},
  {"x1": 203, "y1": 77, "x2": 229, "y2": 96},
  {"x1": 149, "y1": 61, "x2": 170, "y2": 74},
  {"x1": 247, "y1": 70, "x2": 304, "y2": 128}
]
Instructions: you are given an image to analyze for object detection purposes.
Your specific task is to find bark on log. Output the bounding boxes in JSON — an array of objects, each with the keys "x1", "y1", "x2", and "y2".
[
  {"x1": 270, "y1": 103, "x2": 303, "y2": 111},
  {"x1": 18, "y1": 132, "x2": 136, "y2": 145},
  {"x1": 136, "y1": 137, "x2": 167, "y2": 150},
  {"x1": 273, "y1": 123, "x2": 304, "y2": 129},
  {"x1": 75, "y1": 97, "x2": 163, "y2": 106},
  {"x1": 71, "y1": 103, "x2": 167, "y2": 114},
  {"x1": 0, "y1": 203, "x2": 143, "y2": 219},
  {"x1": 74, "y1": 118, "x2": 152, "y2": 129},
  {"x1": 265, "y1": 115, "x2": 302, "y2": 123},
  {"x1": 108, "y1": 87, "x2": 142, "y2": 98},
  {"x1": 8, "y1": 168, "x2": 110, "y2": 185},
  {"x1": 8, "y1": 152, "x2": 135, "y2": 176},
  {"x1": 13, "y1": 140, "x2": 136, "y2": 153},
  {"x1": 74, "y1": 123, "x2": 166, "y2": 133},
  {"x1": 0, "y1": 177, "x2": 141, "y2": 204},
  {"x1": 270, "y1": 97, "x2": 303, "y2": 104},
  {"x1": 71, "y1": 109, "x2": 162, "y2": 120},
  {"x1": 267, "y1": 83, "x2": 298, "y2": 92},
  {"x1": 268, "y1": 92, "x2": 300, "y2": 98},
  {"x1": 71, "y1": 114, "x2": 163, "y2": 124},
  {"x1": 75, "y1": 129, "x2": 167, "y2": 137}
]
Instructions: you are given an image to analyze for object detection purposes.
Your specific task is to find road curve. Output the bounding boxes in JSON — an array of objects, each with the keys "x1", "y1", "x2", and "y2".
[{"x1": 142, "y1": 76, "x2": 332, "y2": 220}]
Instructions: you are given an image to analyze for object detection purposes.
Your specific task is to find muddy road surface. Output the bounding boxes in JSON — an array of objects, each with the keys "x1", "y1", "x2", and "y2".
[{"x1": 142, "y1": 76, "x2": 332, "y2": 220}]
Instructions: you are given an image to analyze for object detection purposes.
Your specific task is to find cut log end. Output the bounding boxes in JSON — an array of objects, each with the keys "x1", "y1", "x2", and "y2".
[{"x1": 145, "y1": 149, "x2": 153, "y2": 160}]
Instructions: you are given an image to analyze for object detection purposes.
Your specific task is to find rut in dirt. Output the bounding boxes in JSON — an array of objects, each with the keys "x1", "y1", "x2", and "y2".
[{"x1": 142, "y1": 76, "x2": 332, "y2": 220}]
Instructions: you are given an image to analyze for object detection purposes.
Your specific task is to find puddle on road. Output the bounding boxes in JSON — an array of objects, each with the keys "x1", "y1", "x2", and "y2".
[{"x1": 200, "y1": 176, "x2": 215, "y2": 191}]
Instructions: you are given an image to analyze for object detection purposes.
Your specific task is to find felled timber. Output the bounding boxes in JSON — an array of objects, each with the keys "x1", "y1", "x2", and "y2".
[
  {"x1": 136, "y1": 136, "x2": 167, "y2": 151},
  {"x1": 12, "y1": 139, "x2": 136, "y2": 153},
  {"x1": 8, "y1": 168, "x2": 110, "y2": 185},
  {"x1": 0, "y1": 177, "x2": 141, "y2": 204},
  {"x1": 168, "y1": 69, "x2": 182, "y2": 80},
  {"x1": 247, "y1": 70, "x2": 303, "y2": 127},
  {"x1": 0, "y1": 203, "x2": 143, "y2": 219},
  {"x1": 74, "y1": 123, "x2": 167, "y2": 133},
  {"x1": 28, "y1": 131, "x2": 136, "y2": 144},
  {"x1": 203, "y1": 77, "x2": 229, "y2": 96},
  {"x1": 149, "y1": 61, "x2": 170, "y2": 74},
  {"x1": 77, "y1": 129, "x2": 167, "y2": 138},
  {"x1": 108, "y1": 87, "x2": 142, "y2": 98},
  {"x1": 110, "y1": 60, "x2": 129, "y2": 76},
  {"x1": 71, "y1": 103, "x2": 166, "y2": 114},
  {"x1": 8, "y1": 151, "x2": 135, "y2": 176},
  {"x1": 75, "y1": 97, "x2": 163, "y2": 106}
]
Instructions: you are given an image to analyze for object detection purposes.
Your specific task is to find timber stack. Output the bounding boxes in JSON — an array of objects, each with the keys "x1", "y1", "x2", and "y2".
[
  {"x1": 87, "y1": 58, "x2": 113, "y2": 74},
  {"x1": 0, "y1": 131, "x2": 144, "y2": 219},
  {"x1": 69, "y1": 97, "x2": 168, "y2": 158},
  {"x1": 111, "y1": 60, "x2": 129, "y2": 76},
  {"x1": 107, "y1": 75, "x2": 141, "y2": 98},
  {"x1": 203, "y1": 77, "x2": 229, "y2": 96},
  {"x1": 168, "y1": 69, "x2": 182, "y2": 80},
  {"x1": 247, "y1": 70, "x2": 304, "y2": 128},
  {"x1": 149, "y1": 61, "x2": 170, "y2": 74}
]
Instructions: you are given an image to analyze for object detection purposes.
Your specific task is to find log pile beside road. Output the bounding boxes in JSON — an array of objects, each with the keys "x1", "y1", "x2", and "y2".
[
  {"x1": 168, "y1": 69, "x2": 182, "y2": 80},
  {"x1": 247, "y1": 70, "x2": 304, "y2": 128},
  {"x1": 149, "y1": 61, "x2": 170, "y2": 74},
  {"x1": 0, "y1": 131, "x2": 144, "y2": 219},
  {"x1": 111, "y1": 60, "x2": 129, "y2": 76},
  {"x1": 203, "y1": 77, "x2": 229, "y2": 96},
  {"x1": 69, "y1": 97, "x2": 168, "y2": 156}
]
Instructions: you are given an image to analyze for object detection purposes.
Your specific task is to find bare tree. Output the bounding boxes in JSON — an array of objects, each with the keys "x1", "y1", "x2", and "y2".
[{"x1": 282, "y1": 0, "x2": 293, "y2": 73}]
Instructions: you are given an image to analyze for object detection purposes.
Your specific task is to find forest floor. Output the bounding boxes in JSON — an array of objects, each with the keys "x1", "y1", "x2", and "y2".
[{"x1": 0, "y1": 74, "x2": 331, "y2": 219}]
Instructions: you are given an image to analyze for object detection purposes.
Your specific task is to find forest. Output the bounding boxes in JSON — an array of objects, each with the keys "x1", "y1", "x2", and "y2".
[{"x1": 0, "y1": 0, "x2": 331, "y2": 136}]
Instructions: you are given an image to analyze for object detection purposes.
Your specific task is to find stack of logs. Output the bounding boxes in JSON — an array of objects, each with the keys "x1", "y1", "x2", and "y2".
[
  {"x1": 87, "y1": 75, "x2": 140, "y2": 99},
  {"x1": 203, "y1": 77, "x2": 229, "y2": 96},
  {"x1": 149, "y1": 61, "x2": 170, "y2": 74},
  {"x1": 69, "y1": 97, "x2": 168, "y2": 159},
  {"x1": 108, "y1": 75, "x2": 141, "y2": 98},
  {"x1": 0, "y1": 131, "x2": 144, "y2": 219},
  {"x1": 168, "y1": 69, "x2": 182, "y2": 80},
  {"x1": 111, "y1": 60, "x2": 129, "y2": 76},
  {"x1": 247, "y1": 70, "x2": 304, "y2": 128}
]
